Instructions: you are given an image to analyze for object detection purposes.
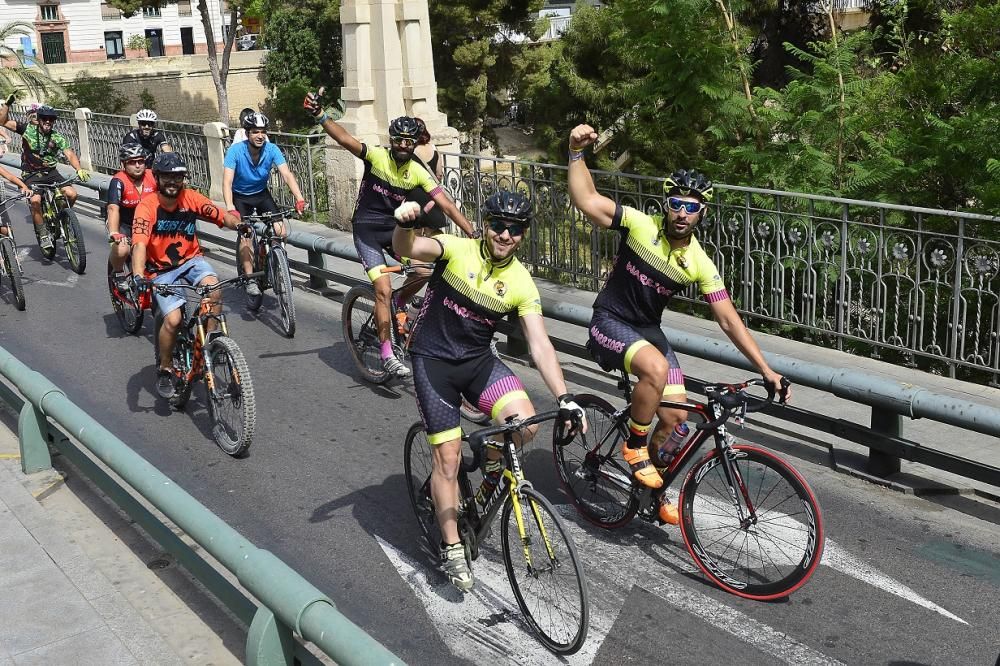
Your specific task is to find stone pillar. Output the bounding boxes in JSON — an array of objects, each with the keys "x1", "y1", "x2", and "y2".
[
  {"x1": 202, "y1": 122, "x2": 229, "y2": 202},
  {"x1": 74, "y1": 108, "x2": 93, "y2": 171}
]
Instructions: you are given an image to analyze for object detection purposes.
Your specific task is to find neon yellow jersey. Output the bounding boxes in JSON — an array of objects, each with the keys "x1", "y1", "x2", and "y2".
[
  {"x1": 593, "y1": 204, "x2": 729, "y2": 326},
  {"x1": 410, "y1": 236, "x2": 543, "y2": 361},
  {"x1": 353, "y1": 145, "x2": 442, "y2": 226}
]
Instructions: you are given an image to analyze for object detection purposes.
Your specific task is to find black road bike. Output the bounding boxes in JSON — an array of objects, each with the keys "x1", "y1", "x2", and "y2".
[
  {"x1": 30, "y1": 177, "x2": 86, "y2": 274},
  {"x1": 238, "y1": 209, "x2": 297, "y2": 337},
  {"x1": 555, "y1": 373, "x2": 824, "y2": 601},
  {"x1": 0, "y1": 191, "x2": 29, "y2": 310}
]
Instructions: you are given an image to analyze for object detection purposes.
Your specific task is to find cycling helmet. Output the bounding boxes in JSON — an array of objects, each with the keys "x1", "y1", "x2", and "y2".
[
  {"x1": 663, "y1": 169, "x2": 713, "y2": 203},
  {"x1": 36, "y1": 105, "x2": 58, "y2": 120},
  {"x1": 242, "y1": 111, "x2": 269, "y2": 131},
  {"x1": 483, "y1": 190, "x2": 532, "y2": 224},
  {"x1": 238, "y1": 107, "x2": 255, "y2": 126},
  {"x1": 119, "y1": 143, "x2": 147, "y2": 162},
  {"x1": 136, "y1": 109, "x2": 157, "y2": 123},
  {"x1": 388, "y1": 116, "x2": 422, "y2": 141},
  {"x1": 152, "y1": 152, "x2": 187, "y2": 174}
]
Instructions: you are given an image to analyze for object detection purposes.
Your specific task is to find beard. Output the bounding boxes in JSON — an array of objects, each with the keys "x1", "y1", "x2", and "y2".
[{"x1": 391, "y1": 147, "x2": 415, "y2": 163}]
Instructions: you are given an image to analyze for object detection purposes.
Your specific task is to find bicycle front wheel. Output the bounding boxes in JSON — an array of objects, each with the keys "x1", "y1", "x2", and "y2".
[
  {"x1": 268, "y1": 246, "x2": 296, "y2": 337},
  {"x1": 62, "y1": 208, "x2": 86, "y2": 274},
  {"x1": 0, "y1": 237, "x2": 26, "y2": 311},
  {"x1": 501, "y1": 487, "x2": 589, "y2": 655},
  {"x1": 341, "y1": 284, "x2": 389, "y2": 384},
  {"x1": 403, "y1": 422, "x2": 443, "y2": 557},
  {"x1": 107, "y1": 261, "x2": 143, "y2": 334},
  {"x1": 553, "y1": 394, "x2": 638, "y2": 529},
  {"x1": 679, "y1": 444, "x2": 824, "y2": 601},
  {"x1": 204, "y1": 335, "x2": 256, "y2": 457}
]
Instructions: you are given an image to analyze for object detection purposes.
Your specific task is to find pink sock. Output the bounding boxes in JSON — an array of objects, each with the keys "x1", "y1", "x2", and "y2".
[{"x1": 381, "y1": 340, "x2": 393, "y2": 359}]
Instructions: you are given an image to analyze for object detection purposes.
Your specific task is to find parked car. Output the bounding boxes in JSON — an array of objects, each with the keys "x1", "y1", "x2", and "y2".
[{"x1": 237, "y1": 34, "x2": 259, "y2": 51}]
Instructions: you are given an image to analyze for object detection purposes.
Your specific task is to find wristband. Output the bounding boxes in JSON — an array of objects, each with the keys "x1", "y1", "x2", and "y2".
[
  {"x1": 568, "y1": 149, "x2": 585, "y2": 162},
  {"x1": 317, "y1": 112, "x2": 329, "y2": 124}
]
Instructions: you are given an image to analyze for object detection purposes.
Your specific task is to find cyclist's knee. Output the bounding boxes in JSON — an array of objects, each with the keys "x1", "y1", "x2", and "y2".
[
  {"x1": 29, "y1": 196, "x2": 41, "y2": 209},
  {"x1": 373, "y1": 276, "x2": 392, "y2": 300},
  {"x1": 161, "y1": 310, "x2": 182, "y2": 331},
  {"x1": 432, "y1": 443, "x2": 462, "y2": 481}
]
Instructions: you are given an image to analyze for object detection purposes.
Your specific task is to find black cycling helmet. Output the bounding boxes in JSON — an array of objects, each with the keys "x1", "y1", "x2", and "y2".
[
  {"x1": 483, "y1": 190, "x2": 532, "y2": 224},
  {"x1": 388, "y1": 116, "x2": 422, "y2": 141},
  {"x1": 120, "y1": 143, "x2": 147, "y2": 162},
  {"x1": 242, "y1": 111, "x2": 269, "y2": 131},
  {"x1": 663, "y1": 169, "x2": 713, "y2": 203},
  {"x1": 36, "y1": 105, "x2": 58, "y2": 120},
  {"x1": 152, "y1": 152, "x2": 188, "y2": 174}
]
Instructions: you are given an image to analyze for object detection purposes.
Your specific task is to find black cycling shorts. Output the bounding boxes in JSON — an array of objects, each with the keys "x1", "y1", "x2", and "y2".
[
  {"x1": 587, "y1": 309, "x2": 686, "y2": 394},
  {"x1": 23, "y1": 168, "x2": 65, "y2": 187},
  {"x1": 353, "y1": 224, "x2": 400, "y2": 282},
  {"x1": 233, "y1": 189, "x2": 279, "y2": 219}
]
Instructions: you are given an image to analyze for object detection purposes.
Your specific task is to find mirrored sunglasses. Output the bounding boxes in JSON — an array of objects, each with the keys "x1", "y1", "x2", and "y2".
[{"x1": 665, "y1": 197, "x2": 705, "y2": 214}]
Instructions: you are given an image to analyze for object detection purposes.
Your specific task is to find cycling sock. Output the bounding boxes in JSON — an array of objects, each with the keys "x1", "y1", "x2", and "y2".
[
  {"x1": 626, "y1": 416, "x2": 651, "y2": 449},
  {"x1": 380, "y1": 340, "x2": 393, "y2": 359}
]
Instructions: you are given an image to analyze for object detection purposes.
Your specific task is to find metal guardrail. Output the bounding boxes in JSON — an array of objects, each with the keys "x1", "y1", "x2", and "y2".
[{"x1": 0, "y1": 346, "x2": 403, "y2": 666}]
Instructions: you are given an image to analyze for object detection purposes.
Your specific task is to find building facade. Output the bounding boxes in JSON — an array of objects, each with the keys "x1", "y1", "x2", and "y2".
[{"x1": 0, "y1": 0, "x2": 231, "y2": 64}]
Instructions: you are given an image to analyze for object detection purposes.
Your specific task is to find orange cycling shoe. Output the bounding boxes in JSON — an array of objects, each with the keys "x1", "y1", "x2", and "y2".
[
  {"x1": 621, "y1": 442, "x2": 663, "y2": 489},
  {"x1": 658, "y1": 498, "x2": 679, "y2": 525}
]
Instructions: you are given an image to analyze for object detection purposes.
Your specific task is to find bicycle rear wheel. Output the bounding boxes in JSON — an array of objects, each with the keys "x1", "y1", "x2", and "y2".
[
  {"x1": 62, "y1": 208, "x2": 86, "y2": 274},
  {"x1": 204, "y1": 335, "x2": 256, "y2": 457},
  {"x1": 679, "y1": 444, "x2": 824, "y2": 600},
  {"x1": 553, "y1": 394, "x2": 639, "y2": 529},
  {"x1": 0, "y1": 237, "x2": 26, "y2": 311},
  {"x1": 342, "y1": 284, "x2": 389, "y2": 384},
  {"x1": 501, "y1": 487, "x2": 589, "y2": 655},
  {"x1": 107, "y1": 261, "x2": 143, "y2": 334},
  {"x1": 403, "y1": 422, "x2": 443, "y2": 559},
  {"x1": 459, "y1": 398, "x2": 490, "y2": 425},
  {"x1": 268, "y1": 246, "x2": 296, "y2": 337}
]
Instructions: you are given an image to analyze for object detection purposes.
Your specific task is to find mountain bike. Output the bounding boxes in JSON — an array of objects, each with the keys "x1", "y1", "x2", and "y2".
[
  {"x1": 29, "y1": 177, "x2": 86, "y2": 274},
  {"x1": 554, "y1": 373, "x2": 824, "y2": 601},
  {"x1": 238, "y1": 209, "x2": 297, "y2": 337},
  {"x1": 342, "y1": 262, "x2": 489, "y2": 423},
  {"x1": 0, "y1": 191, "x2": 29, "y2": 310},
  {"x1": 107, "y1": 249, "x2": 145, "y2": 335},
  {"x1": 404, "y1": 409, "x2": 590, "y2": 654},
  {"x1": 151, "y1": 272, "x2": 263, "y2": 457}
]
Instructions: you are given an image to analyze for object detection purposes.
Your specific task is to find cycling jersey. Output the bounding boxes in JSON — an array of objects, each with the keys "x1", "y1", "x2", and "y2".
[
  {"x1": 108, "y1": 170, "x2": 157, "y2": 230},
  {"x1": 14, "y1": 121, "x2": 69, "y2": 173},
  {"x1": 121, "y1": 128, "x2": 169, "y2": 165},
  {"x1": 409, "y1": 235, "x2": 542, "y2": 362},
  {"x1": 593, "y1": 204, "x2": 729, "y2": 326},
  {"x1": 223, "y1": 140, "x2": 286, "y2": 195},
  {"x1": 353, "y1": 144, "x2": 441, "y2": 227},
  {"x1": 131, "y1": 189, "x2": 226, "y2": 275}
]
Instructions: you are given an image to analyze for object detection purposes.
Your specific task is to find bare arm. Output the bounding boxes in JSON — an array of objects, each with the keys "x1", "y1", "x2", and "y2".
[
  {"x1": 64, "y1": 148, "x2": 82, "y2": 171},
  {"x1": 567, "y1": 124, "x2": 617, "y2": 229},
  {"x1": 709, "y1": 298, "x2": 789, "y2": 398},
  {"x1": 222, "y1": 167, "x2": 235, "y2": 211},
  {"x1": 318, "y1": 117, "x2": 363, "y2": 158},
  {"x1": 392, "y1": 225, "x2": 442, "y2": 264},
  {"x1": 106, "y1": 204, "x2": 121, "y2": 235},
  {"x1": 276, "y1": 163, "x2": 305, "y2": 203},
  {"x1": 520, "y1": 313, "x2": 571, "y2": 399},
  {"x1": 0, "y1": 166, "x2": 29, "y2": 193},
  {"x1": 430, "y1": 191, "x2": 477, "y2": 237},
  {"x1": 130, "y1": 241, "x2": 147, "y2": 276}
]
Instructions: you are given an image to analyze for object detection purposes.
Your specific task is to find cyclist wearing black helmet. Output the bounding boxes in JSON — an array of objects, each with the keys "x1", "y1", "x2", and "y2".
[
  {"x1": 567, "y1": 123, "x2": 788, "y2": 525},
  {"x1": 222, "y1": 111, "x2": 306, "y2": 298},
  {"x1": 304, "y1": 88, "x2": 477, "y2": 377},
  {"x1": 121, "y1": 109, "x2": 173, "y2": 167},
  {"x1": 393, "y1": 189, "x2": 586, "y2": 592},
  {"x1": 107, "y1": 142, "x2": 157, "y2": 276},
  {"x1": 0, "y1": 103, "x2": 89, "y2": 252}
]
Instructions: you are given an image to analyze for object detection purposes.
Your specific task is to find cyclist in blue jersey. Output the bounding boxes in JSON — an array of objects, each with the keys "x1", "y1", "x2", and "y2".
[
  {"x1": 304, "y1": 89, "x2": 478, "y2": 377},
  {"x1": 222, "y1": 112, "x2": 306, "y2": 298},
  {"x1": 567, "y1": 123, "x2": 788, "y2": 525}
]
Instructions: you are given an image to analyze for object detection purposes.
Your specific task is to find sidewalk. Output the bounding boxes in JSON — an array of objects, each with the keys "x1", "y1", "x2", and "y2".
[{"x1": 0, "y1": 410, "x2": 243, "y2": 665}]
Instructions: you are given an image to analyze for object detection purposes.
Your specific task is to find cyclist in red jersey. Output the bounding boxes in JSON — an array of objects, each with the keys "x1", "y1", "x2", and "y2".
[{"x1": 107, "y1": 143, "x2": 157, "y2": 278}]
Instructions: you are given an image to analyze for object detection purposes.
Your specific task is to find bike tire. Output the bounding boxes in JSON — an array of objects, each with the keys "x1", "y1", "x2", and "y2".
[
  {"x1": 62, "y1": 207, "x2": 87, "y2": 274},
  {"x1": 168, "y1": 329, "x2": 194, "y2": 409},
  {"x1": 403, "y1": 422, "x2": 444, "y2": 560},
  {"x1": 342, "y1": 284, "x2": 389, "y2": 384},
  {"x1": 204, "y1": 335, "x2": 256, "y2": 457},
  {"x1": 0, "y1": 237, "x2": 26, "y2": 311},
  {"x1": 501, "y1": 486, "x2": 590, "y2": 655},
  {"x1": 679, "y1": 444, "x2": 824, "y2": 601},
  {"x1": 459, "y1": 398, "x2": 491, "y2": 425},
  {"x1": 268, "y1": 246, "x2": 296, "y2": 337},
  {"x1": 553, "y1": 394, "x2": 639, "y2": 529},
  {"x1": 107, "y1": 261, "x2": 144, "y2": 334}
]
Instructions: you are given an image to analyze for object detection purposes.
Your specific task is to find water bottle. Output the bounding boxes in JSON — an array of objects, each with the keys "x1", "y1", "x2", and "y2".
[{"x1": 657, "y1": 423, "x2": 690, "y2": 466}]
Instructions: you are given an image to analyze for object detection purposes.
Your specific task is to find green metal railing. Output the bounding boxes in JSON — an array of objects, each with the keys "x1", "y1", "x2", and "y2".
[{"x1": 0, "y1": 345, "x2": 403, "y2": 666}]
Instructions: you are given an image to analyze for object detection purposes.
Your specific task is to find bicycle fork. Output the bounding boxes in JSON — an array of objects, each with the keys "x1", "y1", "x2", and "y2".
[
  {"x1": 709, "y1": 405, "x2": 758, "y2": 530},
  {"x1": 503, "y1": 443, "x2": 558, "y2": 575}
]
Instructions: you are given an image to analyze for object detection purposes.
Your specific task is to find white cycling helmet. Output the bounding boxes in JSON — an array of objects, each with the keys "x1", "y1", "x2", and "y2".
[{"x1": 136, "y1": 109, "x2": 158, "y2": 123}]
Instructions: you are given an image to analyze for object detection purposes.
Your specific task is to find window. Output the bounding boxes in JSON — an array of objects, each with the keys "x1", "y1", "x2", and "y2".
[
  {"x1": 105, "y1": 31, "x2": 124, "y2": 59},
  {"x1": 177, "y1": 0, "x2": 192, "y2": 16},
  {"x1": 142, "y1": 6, "x2": 161, "y2": 17},
  {"x1": 101, "y1": 3, "x2": 122, "y2": 20},
  {"x1": 40, "y1": 5, "x2": 60, "y2": 21}
]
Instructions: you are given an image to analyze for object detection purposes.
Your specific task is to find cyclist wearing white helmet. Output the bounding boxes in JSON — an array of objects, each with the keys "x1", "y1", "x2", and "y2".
[{"x1": 121, "y1": 109, "x2": 173, "y2": 167}]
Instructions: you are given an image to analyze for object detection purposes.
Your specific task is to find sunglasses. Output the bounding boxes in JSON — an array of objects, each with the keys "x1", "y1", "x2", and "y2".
[
  {"x1": 390, "y1": 137, "x2": 415, "y2": 148},
  {"x1": 487, "y1": 218, "x2": 526, "y2": 237},
  {"x1": 138, "y1": 122, "x2": 155, "y2": 128},
  {"x1": 665, "y1": 197, "x2": 705, "y2": 214}
]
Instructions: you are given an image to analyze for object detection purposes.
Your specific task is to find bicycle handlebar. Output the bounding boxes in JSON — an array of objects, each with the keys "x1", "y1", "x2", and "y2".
[
  {"x1": 243, "y1": 209, "x2": 297, "y2": 224},
  {"x1": 380, "y1": 262, "x2": 435, "y2": 275},
  {"x1": 463, "y1": 407, "x2": 585, "y2": 472},
  {"x1": 0, "y1": 192, "x2": 31, "y2": 212},
  {"x1": 152, "y1": 271, "x2": 265, "y2": 298},
  {"x1": 695, "y1": 377, "x2": 790, "y2": 431},
  {"x1": 29, "y1": 178, "x2": 80, "y2": 191}
]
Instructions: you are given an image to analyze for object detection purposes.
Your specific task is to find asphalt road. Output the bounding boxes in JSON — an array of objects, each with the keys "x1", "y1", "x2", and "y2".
[{"x1": 0, "y1": 200, "x2": 998, "y2": 666}]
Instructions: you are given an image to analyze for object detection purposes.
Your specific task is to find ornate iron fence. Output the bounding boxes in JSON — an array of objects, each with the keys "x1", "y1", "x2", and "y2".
[
  {"x1": 88, "y1": 112, "x2": 132, "y2": 174},
  {"x1": 441, "y1": 152, "x2": 1000, "y2": 383},
  {"x1": 2, "y1": 105, "x2": 81, "y2": 156},
  {"x1": 157, "y1": 118, "x2": 211, "y2": 192},
  {"x1": 224, "y1": 129, "x2": 330, "y2": 214}
]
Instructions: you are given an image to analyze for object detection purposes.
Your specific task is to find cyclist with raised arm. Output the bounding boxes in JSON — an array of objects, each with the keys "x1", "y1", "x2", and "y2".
[
  {"x1": 106, "y1": 143, "x2": 157, "y2": 280},
  {"x1": 566, "y1": 123, "x2": 788, "y2": 525},
  {"x1": 121, "y1": 109, "x2": 173, "y2": 167},
  {"x1": 305, "y1": 89, "x2": 478, "y2": 377},
  {"x1": 130, "y1": 153, "x2": 243, "y2": 399},
  {"x1": 222, "y1": 111, "x2": 306, "y2": 298},
  {"x1": 0, "y1": 104, "x2": 89, "y2": 252},
  {"x1": 393, "y1": 190, "x2": 586, "y2": 592}
]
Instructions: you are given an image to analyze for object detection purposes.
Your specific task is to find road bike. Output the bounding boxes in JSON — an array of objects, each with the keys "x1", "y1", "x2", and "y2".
[
  {"x1": 404, "y1": 409, "x2": 590, "y2": 654},
  {"x1": 151, "y1": 272, "x2": 262, "y2": 457},
  {"x1": 0, "y1": 191, "x2": 29, "y2": 310},
  {"x1": 29, "y1": 177, "x2": 86, "y2": 274},
  {"x1": 238, "y1": 209, "x2": 297, "y2": 337},
  {"x1": 342, "y1": 261, "x2": 489, "y2": 423},
  {"x1": 554, "y1": 372, "x2": 824, "y2": 601}
]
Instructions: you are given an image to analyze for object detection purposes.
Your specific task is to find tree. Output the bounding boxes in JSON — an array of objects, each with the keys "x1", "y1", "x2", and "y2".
[
  {"x1": 1, "y1": 21, "x2": 59, "y2": 98},
  {"x1": 107, "y1": 0, "x2": 241, "y2": 123}
]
